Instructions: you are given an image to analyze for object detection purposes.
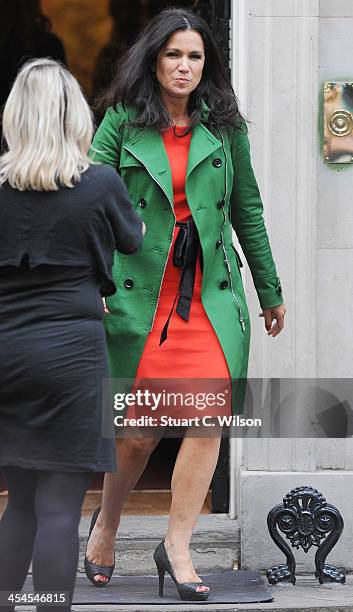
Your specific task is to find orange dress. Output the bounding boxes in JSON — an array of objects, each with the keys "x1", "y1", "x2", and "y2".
[{"x1": 132, "y1": 126, "x2": 231, "y2": 420}]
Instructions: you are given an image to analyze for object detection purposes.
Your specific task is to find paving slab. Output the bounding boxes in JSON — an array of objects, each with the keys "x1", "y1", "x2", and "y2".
[{"x1": 16, "y1": 573, "x2": 353, "y2": 612}]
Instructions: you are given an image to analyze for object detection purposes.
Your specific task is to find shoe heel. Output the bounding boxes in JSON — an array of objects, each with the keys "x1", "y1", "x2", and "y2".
[{"x1": 157, "y1": 565, "x2": 165, "y2": 597}]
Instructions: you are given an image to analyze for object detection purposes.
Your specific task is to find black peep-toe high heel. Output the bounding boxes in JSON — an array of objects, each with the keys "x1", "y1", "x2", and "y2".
[
  {"x1": 84, "y1": 506, "x2": 115, "y2": 587},
  {"x1": 153, "y1": 540, "x2": 210, "y2": 601}
]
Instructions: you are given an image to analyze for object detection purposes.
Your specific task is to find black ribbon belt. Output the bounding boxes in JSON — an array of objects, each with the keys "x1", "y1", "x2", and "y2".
[{"x1": 159, "y1": 217, "x2": 200, "y2": 346}]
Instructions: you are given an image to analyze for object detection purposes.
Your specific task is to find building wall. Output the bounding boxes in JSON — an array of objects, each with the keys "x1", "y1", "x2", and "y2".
[
  {"x1": 232, "y1": 0, "x2": 353, "y2": 570},
  {"x1": 317, "y1": 0, "x2": 353, "y2": 379}
]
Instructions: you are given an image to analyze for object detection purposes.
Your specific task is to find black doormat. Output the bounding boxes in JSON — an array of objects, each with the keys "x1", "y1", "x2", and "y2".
[{"x1": 25, "y1": 571, "x2": 272, "y2": 605}]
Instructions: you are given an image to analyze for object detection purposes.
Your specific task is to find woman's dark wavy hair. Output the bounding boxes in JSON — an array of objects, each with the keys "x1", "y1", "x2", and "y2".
[{"x1": 97, "y1": 6, "x2": 244, "y2": 131}]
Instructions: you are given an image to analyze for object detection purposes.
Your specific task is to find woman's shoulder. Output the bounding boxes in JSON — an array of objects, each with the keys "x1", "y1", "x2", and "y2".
[
  {"x1": 221, "y1": 119, "x2": 248, "y2": 140},
  {"x1": 103, "y1": 103, "x2": 137, "y2": 127},
  {"x1": 0, "y1": 167, "x2": 121, "y2": 211},
  {"x1": 82, "y1": 164, "x2": 129, "y2": 207},
  {"x1": 82, "y1": 163, "x2": 122, "y2": 190},
  {"x1": 90, "y1": 104, "x2": 139, "y2": 164},
  {"x1": 221, "y1": 120, "x2": 250, "y2": 158}
]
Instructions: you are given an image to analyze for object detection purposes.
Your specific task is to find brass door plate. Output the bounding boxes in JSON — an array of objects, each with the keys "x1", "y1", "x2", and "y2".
[{"x1": 324, "y1": 81, "x2": 353, "y2": 163}]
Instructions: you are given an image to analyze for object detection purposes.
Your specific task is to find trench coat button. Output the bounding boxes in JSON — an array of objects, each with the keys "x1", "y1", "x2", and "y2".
[
  {"x1": 139, "y1": 198, "x2": 147, "y2": 208},
  {"x1": 124, "y1": 279, "x2": 134, "y2": 289},
  {"x1": 276, "y1": 277, "x2": 282, "y2": 295},
  {"x1": 220, "y1": 280, "x2": 228, "y2": 290},
  {"x1": 213, "y1": 158, "x2": 222, "y2": 168},
  {"x1": 216, "y1": 239, "x2": 222, "y2": 248},
  {"x1": 217, "y1": 200, "x2": 225, "y2": 209}
]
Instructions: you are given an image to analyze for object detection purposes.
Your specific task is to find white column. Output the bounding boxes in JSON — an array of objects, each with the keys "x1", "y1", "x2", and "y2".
[
  {"x1": 232, "y1": 0, "x2": 353, "y2": 570},
  {"x1": 230, "y1": 0, "x2": 320, "y2": 520},
  {"x1": 229, "y1": 0, "x2": 249, "y2": 519}
]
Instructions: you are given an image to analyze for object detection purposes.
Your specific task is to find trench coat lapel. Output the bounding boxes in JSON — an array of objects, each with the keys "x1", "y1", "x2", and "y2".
[
  {"x1": 123, "y1": 103, "x2": 222, "y2": 205},
  {"x1": 186, "y1": 122, "x2": 222, "y2": 178},
  {"x1": 123, "y1": 130, "x2": 174, "y2": 206}
]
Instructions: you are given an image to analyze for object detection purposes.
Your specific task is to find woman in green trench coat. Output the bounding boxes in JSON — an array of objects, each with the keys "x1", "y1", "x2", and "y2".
[{"x1": 85, "y1": 7, "x2": 286, "y2": 600}]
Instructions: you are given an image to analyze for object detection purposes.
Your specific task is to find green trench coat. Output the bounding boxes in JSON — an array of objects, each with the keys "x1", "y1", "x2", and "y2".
[{"x1": 90, "y1": 103, "x2": 283, "y2": 414}]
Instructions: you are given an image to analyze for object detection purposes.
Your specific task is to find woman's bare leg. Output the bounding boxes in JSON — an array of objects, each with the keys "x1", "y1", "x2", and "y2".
[
  {"x1": 164, "y1": 429, "x2": 222, "y2": 591},
  {"x1": 85, "y1": 434, "x2": 160, "y2": 583}
]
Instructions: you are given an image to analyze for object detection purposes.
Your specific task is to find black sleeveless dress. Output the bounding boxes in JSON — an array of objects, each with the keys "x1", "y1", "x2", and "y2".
[{"x1": 0, "y1": 164, "x2": 143, "y2": 472}]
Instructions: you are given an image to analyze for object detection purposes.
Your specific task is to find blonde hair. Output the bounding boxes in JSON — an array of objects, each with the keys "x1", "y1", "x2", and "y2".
[{"x1": 0, "y1": 58, "x2": 93, "y2": 191}]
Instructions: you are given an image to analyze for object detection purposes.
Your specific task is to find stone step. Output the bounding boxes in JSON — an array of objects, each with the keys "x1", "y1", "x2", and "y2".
[{"x1": 78, "y1": 513, "x2": 240, "y2": 576}]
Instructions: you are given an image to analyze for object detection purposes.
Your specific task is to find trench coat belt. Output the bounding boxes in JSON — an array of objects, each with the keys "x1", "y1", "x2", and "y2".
[{"x1": 159, "y1": 217, "x2": 200, "y2": 346}]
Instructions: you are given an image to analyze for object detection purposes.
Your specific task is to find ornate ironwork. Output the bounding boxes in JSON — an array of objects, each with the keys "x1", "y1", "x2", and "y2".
[{"x1": 266, "y1": 486, "x2": 345, "y2": 585}]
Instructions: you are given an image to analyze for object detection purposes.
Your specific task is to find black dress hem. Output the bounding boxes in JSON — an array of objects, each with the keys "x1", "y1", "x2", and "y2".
[{"x1": 0, "y1": 456, "x2": 116, "y2": 474}]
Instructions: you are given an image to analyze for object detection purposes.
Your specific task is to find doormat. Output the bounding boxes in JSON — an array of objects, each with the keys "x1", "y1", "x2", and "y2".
[{"x1": 24, "y1": 571, "x2": 273, "y2": 605}]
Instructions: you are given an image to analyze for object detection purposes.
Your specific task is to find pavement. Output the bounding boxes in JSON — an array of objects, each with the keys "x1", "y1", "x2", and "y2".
[
  {"x1": 73, "y1": 572, "x2": 353, "y2": 611},
  {"x1": 13, "y1": 515, "x2": 353, "y2": 611},
  {"x1": 16, "y1": 573, "x2": 353, "y2": 612}
]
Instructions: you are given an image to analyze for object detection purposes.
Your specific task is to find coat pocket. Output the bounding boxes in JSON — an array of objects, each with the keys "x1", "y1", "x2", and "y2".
[{"x1": 231, "y1": 244, "x2": 243, "y2": 272}]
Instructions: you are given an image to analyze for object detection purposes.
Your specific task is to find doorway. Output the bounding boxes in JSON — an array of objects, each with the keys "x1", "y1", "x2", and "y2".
[
  {"x1": 0, "y1": 0, "x2": 232, "y2": 513},
  {"x1": 40, "y1": 0, "x2": 231, "y2": 101}
]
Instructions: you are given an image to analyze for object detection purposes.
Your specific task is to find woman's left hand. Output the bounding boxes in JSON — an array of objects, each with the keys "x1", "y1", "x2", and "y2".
[{"x1": 259, "y1": 303, "x2": 286, "y2": 337}]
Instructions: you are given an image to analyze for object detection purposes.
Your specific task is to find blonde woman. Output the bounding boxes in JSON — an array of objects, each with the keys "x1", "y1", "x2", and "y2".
[{"x1": 0, "y1": 59, "x2": 143, "y2": 612}]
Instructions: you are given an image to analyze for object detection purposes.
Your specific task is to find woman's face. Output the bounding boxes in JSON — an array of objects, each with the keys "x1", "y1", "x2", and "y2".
[{"x1": 155, "y1": 29, "x2": 205, "y2": 101}]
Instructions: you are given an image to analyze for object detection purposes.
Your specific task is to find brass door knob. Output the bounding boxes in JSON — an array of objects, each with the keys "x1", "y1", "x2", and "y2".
[{"x1": 327, "y1": 110, "x2": 353, "y2": 137}]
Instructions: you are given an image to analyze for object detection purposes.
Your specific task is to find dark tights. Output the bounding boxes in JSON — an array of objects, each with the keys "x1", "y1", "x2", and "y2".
[{"x1": 0, "y1": 467, "x2": 90, "y2": 612}]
